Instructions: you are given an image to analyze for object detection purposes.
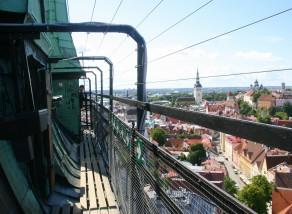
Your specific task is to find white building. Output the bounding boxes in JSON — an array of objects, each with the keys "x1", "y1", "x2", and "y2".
[
  {"x1": 275, "y1": 98, "x2": 292, "y2": 107},
  {"x1": 193, "y1": 69, "x2": 202, "y2": 104},
  {"x1": 243, "y1": 90, "x2": 254, "y2": 106}
]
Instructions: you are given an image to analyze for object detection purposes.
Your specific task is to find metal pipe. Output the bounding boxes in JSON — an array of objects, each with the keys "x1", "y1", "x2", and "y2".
[
  {"x1": 80, "y1": 77, "x2": 92, "y2": 128},
  {"x1": 96, "y1": 67, "x2": 104, "y2": 107},
  {"x1": 84, "y1": 71, "x2": 97, "y2": 103},
  {"x1": 50, "y1": 56, "x2": 113, "y2": 112},
  {"x1": 0, "y1": 23, "x2": 147, "y2": 132},
  {"x1": 52, "y1": 66, "x2": 104, "y2": 107}
]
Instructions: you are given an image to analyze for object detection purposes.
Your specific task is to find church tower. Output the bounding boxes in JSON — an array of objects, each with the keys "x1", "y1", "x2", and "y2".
[{"x1": 193, "y1": 68, "x2": 202, "y2": 104}]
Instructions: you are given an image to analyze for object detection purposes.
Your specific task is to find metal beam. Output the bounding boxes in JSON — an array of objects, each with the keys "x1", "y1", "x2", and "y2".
[{"x1": 100, "y1": 95, "x2": 292, "y2": 152}]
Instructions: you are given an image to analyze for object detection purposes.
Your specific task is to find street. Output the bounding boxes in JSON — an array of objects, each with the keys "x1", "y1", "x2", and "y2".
[{"x1": 208, "y1": 151, "x2": 245, "y2": 189}]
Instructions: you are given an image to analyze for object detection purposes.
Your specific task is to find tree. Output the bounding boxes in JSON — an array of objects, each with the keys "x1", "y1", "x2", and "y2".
[
  {"x1": 252, "y1": 91, "x2": 262, "y2": 103},
  {"x1": 190, "y1": 143, "x2": 204, "y2": 152},
  {"x1": 151, "y1": 128, "x2": 166, "y2": 146},
  {"x1": 187, "y1": 143, "x2": 206, "y2": 165},
  {"x1": 203, "y1": 92, "x2": 227, "y2": 101},
  {"x1": 283, "y1": 102, "x2": 292, "y2": 117},
  {"x1": 257, "y1": 115, "x2": 271, "y2": 124},
  {"x1": 238, "y1": 175, "x2": 273, "y2": 214},
  {"x1": 179, "y1": 153, "x2": 187, "y2": 161},
  {"x1": 251, "y1": 175, "x2": 273, "y2": 202},
  {"x1": 252, "y1": 88, "x2": 270, "y2": 103},
  {"x1": 238, "y1": 184, "x2": 267, "y2": 214},
  {"x1": 187, "y1": 150, "x2": 206, "y2": 165},
  {"x1": 269, "y1": 106, "x2": 283, "y2": 116},
  {"x1": 223, "y1": 176, "x2": 238, "y2": 196},
  {"x1": 239, "y1": 101, "x2": 252, "y2": 116},
  {"x1": 274, "y1": 111, "x2": 288, "y2": 120}
]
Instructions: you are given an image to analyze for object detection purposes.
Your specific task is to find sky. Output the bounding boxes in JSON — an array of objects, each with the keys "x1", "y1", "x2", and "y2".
[{"x1": 68, "y1": 0, "x2": 292, "y2": 90}]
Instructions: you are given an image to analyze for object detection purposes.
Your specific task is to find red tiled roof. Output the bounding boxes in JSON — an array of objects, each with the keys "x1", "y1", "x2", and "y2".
[
  {"x1": 233, "y1": 141, "x2": 245, "y2": 151},
  {"x1": 255, "y1": 150, "x2": 266, "y2": 169},
  {"x1": 244, "y1": 90, "x2": 254, "y2": 97},
  {"x1": 267, "y1": 149, "x2": 288, "y2": 156},
  {"x1": 242, "y1": 141, "x2": 266, "y2": 163},
  {"x1": 258, "y1": 94, "x2": 274, "y2": 102},
  {"x1": 167, "y1": 170, "x2": 178, "y2": 178},
  {"x1": 266, "y1": 155, "x2": 292, "y2": 170},
  {"x1": 202, "y1": 159, "x2": 225, "y2": 172},
  {"x1": 226, "y1": 135, "x2": 241, "y2": 144},
  {"x1": 199, "y1": 171, "x2": 225, "y2": 186},
  {"x1": 278, "y1": 204, "x2": 292, "y2": 214},
  {"x1": 185, "y1": 138, "x2": 202, "y2": 145},
  {"x1": 166, "y1": 138, "x2": 184, "y2": 149},
  {"x1": 273, "y1": 119, "x2": 292, "y2": 127},
  {"x1": 272, "y1": 187, "x2": 292, "y2": 214},
  {"x1": 201, "y1": 137, "x2": 212, "y2": 149},
  {"x1": 276, "y1": 171, "x2": 292, "y2": 188},
  {"x1": 207, "y1": 104, "x2": 225, "y2": 112},
  {"x1": 225, "y1": 100, "x2": 238, "y2": 108}
]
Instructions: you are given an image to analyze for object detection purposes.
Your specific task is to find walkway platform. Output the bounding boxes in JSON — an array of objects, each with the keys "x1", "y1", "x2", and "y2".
[{"x1": 79, "y1": 131, "x2": 119, "y2": 214}]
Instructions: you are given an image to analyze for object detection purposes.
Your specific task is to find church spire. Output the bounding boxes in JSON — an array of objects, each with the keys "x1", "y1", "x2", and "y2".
[
  {"x1": 195, "y1": 68, "x2": 202, "y2": 88},
  {"x1": 196, "y1": 68, "x2": 199, "y2": 82}
]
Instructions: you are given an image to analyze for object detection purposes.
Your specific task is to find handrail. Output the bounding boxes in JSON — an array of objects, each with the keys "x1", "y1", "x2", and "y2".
[{"x1": 97, "y1": 94, "x2": 292, "y2": 152}]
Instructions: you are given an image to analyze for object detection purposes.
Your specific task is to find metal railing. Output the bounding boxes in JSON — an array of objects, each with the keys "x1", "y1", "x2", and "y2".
[
  {"x1": 100, "y1": 94, "x2": 292, "y2": 152},
  {"x1": 88, "y1": 94, "x2": 273, "y2": 214}
]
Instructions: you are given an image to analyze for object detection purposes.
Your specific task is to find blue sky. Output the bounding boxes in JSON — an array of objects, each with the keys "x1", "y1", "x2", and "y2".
[{"x1": 68, "y1": 0, "x2": 292, "y2": 89}]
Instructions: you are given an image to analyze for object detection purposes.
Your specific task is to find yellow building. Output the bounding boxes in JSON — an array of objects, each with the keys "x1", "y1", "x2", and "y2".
[
  {"x1": 219, "y1": 132, "x2": 226, "y2": 153},
  {"x1": 239, "y1": 141, "x2": 265, "y2": 179},
  {"x1": 257, "y1": 94, "x2": 275, "y2": 109}
]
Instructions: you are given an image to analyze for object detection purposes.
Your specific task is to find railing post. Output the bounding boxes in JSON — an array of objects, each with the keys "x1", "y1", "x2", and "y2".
[
  {"x1": 85, "y1": 92, "x2": 88, "y2": 127},
  {"x1": 108, "y1": 110, "x2": 112, "y2": 180},
  {"x1": 129, "y1": 122, "x2": 136, "y2": 214},
  {"x1": 89, "y1": 78, "x2": 92, "y2": 130},
  {"x1": 109, "y1": 63, "x2": 113, "y2": 112},
  {"x1": 153, "y1": 144, "x2": 161, "y2": 198}
]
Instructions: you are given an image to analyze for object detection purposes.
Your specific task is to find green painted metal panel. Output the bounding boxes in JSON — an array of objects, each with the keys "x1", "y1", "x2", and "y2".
[
  {"x1": 0, "y1": 0, "x2": 27, "y2": 13},
  {"x1": 53, "y1": 79, "x2": 80, "y2": 137},
  {"x1": 0, "y1": 141, "x2": 42, "y2": 213},
  {"x1": 28, "y1": 0, "x2": 42, "y2": 22},
  {"x1": 33, "y1": 32, "x2": 52, "y2": 56},
  {"x1": 25, "y1": 0, "x2": 80, "y2": 68}
]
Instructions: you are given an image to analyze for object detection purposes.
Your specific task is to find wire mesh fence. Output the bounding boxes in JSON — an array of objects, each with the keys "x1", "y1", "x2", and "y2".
[{"x1": 91, "y1": 103, "x2": 236, "y2": 214}]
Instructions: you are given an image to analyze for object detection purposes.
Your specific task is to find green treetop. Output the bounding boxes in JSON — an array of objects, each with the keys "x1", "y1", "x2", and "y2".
[
  {"x1": 238, "y1": 175, "x2": 273, "y2": 214},
  {"x1": 151, "y1": 128, "x2": 167, "y2": 146},
  {"x1": 223, "y1": 176, "x2": 238, "y2": 196},
  {"x1": 187, "y1": 143, "x2": 206, "y2": 165}
]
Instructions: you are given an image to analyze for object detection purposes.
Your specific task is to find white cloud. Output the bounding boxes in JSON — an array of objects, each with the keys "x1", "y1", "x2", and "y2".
[
  {"x1": 262, "y1": 36, "x2": 284, "y2": 43},
  {"x1": 235, "y1": 50, "x2": 281, "y2": 61}
]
